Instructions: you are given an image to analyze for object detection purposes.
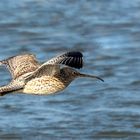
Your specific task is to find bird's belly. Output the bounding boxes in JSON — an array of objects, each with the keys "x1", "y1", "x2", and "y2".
[{"x1": 23, "y1": 76, "x2": 66, "y2": 95}]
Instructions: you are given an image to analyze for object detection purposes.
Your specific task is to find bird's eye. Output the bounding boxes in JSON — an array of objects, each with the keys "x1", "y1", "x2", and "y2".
[{"x1": 72, "y1": 71, "x2": 76, "y2": 75}]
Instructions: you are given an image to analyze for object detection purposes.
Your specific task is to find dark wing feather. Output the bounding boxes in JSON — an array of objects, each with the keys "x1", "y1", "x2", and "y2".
[
  {"x1": 0, "y1": 54, "x2": 40, "y2": 79},
  {"x1": 44, "y1": 51, "x2": 83, "y2": 69}
]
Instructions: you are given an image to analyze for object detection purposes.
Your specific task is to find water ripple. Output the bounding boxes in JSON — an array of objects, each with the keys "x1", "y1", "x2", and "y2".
[{"x1": 0, "y1": 0, "x2": 140, "y2": 139}]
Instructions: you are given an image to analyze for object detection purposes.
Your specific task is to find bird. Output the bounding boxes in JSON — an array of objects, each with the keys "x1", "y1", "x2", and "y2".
[{"x1": 0, "y1": 51, "x2": 104, "y2": 96}]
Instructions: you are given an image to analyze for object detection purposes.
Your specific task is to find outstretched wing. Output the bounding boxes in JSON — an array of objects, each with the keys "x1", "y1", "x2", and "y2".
[
  {"x1": 0, "y1": 79, "x2": 25, "y2": 96},
  {"x1": 44, "y1": 51, "x2": 83, "y2": 69},
  {"x1": 0, "y1": 54, "x2": 40, "y2": 79}
]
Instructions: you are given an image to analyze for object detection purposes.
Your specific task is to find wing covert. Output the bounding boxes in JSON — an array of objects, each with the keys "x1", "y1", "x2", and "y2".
[{"x1": 0, "y1": 54, "x2": 40, "y2": 79}]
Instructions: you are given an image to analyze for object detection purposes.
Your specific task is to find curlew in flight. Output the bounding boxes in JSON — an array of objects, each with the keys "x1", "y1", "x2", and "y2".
[{"x1": 0, "y1": 52, "x2": 104, "y2": 96}]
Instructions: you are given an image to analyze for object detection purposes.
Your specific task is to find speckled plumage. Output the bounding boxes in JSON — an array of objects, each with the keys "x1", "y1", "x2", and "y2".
[
  {"x1": 23, "y1": 65, "x2": 104, "y2": 95},
  {"x1": 0, "y1": 54, "x2": 40, "y2": 79},
  {"x1": 0, "y1": 52, "x2": 104, "y2": 96},
  {"x1": 23, "y1": 76, "x2": 66, "y2": 94}
]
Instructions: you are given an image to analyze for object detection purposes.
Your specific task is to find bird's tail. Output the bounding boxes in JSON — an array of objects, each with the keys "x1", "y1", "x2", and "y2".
[{"x1": 79, "y1": 73, "x2": 104, "y2": 82}]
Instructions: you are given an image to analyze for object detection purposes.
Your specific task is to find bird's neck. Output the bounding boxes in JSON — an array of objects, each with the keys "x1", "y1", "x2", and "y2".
[{"x1": 59, "y1": 73, "x2": 75, "y2": 87}]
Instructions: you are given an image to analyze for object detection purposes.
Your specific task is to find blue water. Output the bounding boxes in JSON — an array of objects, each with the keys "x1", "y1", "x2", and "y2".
[{"x1": 0, "y1": 0, "x2": 140, "y2": 139}]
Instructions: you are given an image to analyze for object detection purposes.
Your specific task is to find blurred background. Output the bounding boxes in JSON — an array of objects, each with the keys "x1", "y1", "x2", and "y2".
[{"x1": 0, "y1": 0, "x2": 140, "y2": 139}]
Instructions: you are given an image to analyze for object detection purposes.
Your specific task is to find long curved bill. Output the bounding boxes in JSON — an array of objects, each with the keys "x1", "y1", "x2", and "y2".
[{"x1": 79, "y1": 73, "x2": 104, "y2": 82}]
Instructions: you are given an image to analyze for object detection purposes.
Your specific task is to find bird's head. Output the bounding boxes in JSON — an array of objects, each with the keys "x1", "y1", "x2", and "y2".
[
  {"x1": 61, "y1": 67, "x2": 104, "y2": 82},
  {"x1": 61, "y1": 67, "x2": 80, "y2": 79}
]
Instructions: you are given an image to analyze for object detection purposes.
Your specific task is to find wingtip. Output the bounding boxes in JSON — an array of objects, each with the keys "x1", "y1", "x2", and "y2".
[
  {"x1": 64, "y1": 51, "x2": 83, "y2": 69},
  {"x1": 0, "y1": 60, "x2": 6, "y2": 66},
  {"x1": 66, "y1": 51, "x2": 83, "y2": 57},
  {"x1": 45, "y1": 51, "x2": 84, "y2": 69}
]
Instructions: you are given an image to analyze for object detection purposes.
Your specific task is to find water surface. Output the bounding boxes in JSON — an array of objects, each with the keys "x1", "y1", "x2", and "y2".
[{"x1": 0, "y1": 0, "x2": 140, "y2": 139}]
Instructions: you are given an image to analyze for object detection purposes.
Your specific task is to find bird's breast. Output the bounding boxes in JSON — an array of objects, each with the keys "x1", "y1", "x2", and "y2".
[{"x1": 23, "y1": 76, "x2": 66, "y2": 95}]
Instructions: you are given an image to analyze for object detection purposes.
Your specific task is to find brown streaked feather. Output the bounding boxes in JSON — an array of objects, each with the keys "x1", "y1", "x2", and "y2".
[
  {"x1": 25, "y1": 64, "x2": 60, "y2": 81},
  {"x1": 0, "y1": 54, "x2": 40, "y2": 79},
  {"x1": 0, "y1": 79, "x2": 25, "y2": 96},
  {"x1": 0, "y1": 52, "x2": 87, "y2": 96}
]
